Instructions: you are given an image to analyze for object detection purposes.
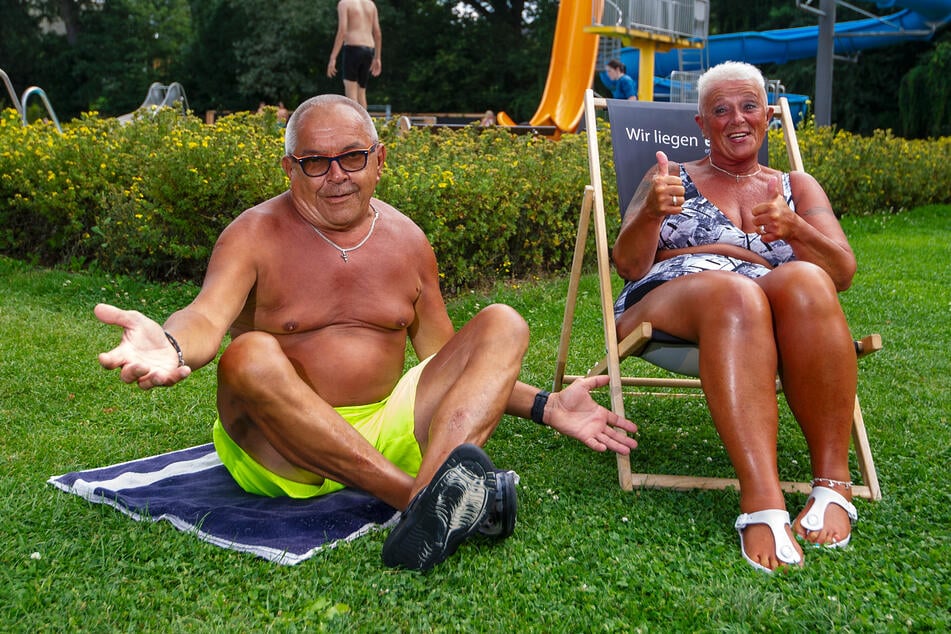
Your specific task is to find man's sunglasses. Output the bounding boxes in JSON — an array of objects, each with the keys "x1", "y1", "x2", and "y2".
[{"x1": 289, "y1": 143, "x2": 379, "y2": 177}]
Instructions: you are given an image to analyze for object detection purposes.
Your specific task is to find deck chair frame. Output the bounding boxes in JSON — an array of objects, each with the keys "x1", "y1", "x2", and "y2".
[{"x1": 553, "y1": 89, "x2": 882, "y2": 500}]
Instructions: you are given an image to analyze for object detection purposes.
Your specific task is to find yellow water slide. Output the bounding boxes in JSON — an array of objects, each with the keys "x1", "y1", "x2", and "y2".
[{"x1": 499, "y1": 0, "x2": 602, "y2": 134}]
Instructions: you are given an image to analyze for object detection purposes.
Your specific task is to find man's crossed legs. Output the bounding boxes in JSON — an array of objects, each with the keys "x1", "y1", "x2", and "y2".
[{"x1": 215, "y1": 305, "x2": 530, "y2": 570}]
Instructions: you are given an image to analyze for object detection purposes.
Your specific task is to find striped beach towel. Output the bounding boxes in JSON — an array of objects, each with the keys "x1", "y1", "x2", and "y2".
[{"x1": 48, "y1": 443, "x2": 399, "y2": 565}]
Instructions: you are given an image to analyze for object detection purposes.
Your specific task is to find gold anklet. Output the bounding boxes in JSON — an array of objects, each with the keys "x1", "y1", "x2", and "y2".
[{"x1": 811, "y1": 477, "x2": 852, "y2": 489}]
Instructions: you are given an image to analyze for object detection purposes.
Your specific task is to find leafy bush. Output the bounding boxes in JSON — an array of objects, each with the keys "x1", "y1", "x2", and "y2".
[
  {"x1": 376, "y1": 123, "x2": 612, "y2": 292},
  {"x1": 1, "y1": 107, "x2": 949, "y2": 290},
  {"x1": 898, "y1": 40, "x2": 951, "y2": 139},
  {"x1": 769, "y1": 120, "x2": 951, "y2": 216},
  {"x1": 0, "y1": 107, "x2": 284, "y2": 280}
]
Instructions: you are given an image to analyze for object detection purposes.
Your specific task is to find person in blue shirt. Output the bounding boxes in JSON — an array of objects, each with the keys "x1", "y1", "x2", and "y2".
[{"x1": 605, "y1": 59, "x2": 637, "y2": 100}]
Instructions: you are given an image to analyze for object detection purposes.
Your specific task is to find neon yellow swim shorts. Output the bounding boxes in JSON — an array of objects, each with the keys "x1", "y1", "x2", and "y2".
[{"x1": 213, "y1": 356, "x2": 431, "y2": 498}]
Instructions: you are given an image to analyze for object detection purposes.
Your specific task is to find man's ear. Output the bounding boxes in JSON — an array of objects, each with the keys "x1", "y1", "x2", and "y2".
[{"x1": 280, "y1": 155, "x2": 295, "y2": 179}]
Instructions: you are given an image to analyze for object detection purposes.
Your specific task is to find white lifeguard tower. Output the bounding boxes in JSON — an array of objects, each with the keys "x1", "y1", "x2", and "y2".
[{"x1": 586, "y1": 0, "x2": 710, "y2": 101}]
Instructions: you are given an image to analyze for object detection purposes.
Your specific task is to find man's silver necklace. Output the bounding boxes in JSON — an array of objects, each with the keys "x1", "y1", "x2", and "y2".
[
  {"x1": 708, "y1": 157, "x2": 761, "y2": 183},
  {"x1": 308, "y1": 205, "x2": 379, "y2": 262}
]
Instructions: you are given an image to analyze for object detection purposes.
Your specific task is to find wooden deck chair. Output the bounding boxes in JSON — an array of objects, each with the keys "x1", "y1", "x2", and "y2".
[{"x1": 553, "y1": 89, "x2": 883, "y2": 500}]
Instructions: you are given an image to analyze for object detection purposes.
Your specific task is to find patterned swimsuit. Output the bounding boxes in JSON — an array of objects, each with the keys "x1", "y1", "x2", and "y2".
[{"x1": 614, "y1": 165, "x2": 797, "y2": 318}]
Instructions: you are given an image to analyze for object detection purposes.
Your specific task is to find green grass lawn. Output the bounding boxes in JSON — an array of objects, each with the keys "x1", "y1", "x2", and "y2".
[{"x1": 1, "y1": 206, "x2": 948, "y2": 632}]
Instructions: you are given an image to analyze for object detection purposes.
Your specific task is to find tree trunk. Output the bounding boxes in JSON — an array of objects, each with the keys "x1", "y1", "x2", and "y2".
[{"x1": 57, "y1": 0, "x2": 81, "y2": 45}]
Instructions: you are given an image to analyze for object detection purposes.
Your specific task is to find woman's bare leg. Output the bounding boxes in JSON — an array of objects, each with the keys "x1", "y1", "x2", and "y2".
[
  {"x1": 756, "y1": 263, "x2": 857, "y2": 545},
  {"x1": 617, "y1": 272, "x2": 802, "y2": 570}
]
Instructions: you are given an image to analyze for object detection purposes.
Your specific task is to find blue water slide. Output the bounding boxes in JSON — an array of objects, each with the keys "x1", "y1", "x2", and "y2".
[
  {"x1": 873, "y1": 0, "x2": 951, "y2": 21},
  {"x1": 616, "y1": 0, "x2": 951, "y2": 100}
]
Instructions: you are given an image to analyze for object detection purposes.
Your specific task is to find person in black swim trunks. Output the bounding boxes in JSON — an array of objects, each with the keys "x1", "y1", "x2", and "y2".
[{"x1": 327, "y1": 0, "x2": 382, "y2": 108}]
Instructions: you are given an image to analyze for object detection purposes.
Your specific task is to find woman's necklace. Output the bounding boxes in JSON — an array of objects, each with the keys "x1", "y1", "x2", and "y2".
[
  {"x1": 309, "y1": 204, "x2": 380, "y2": 262},
  {"x1": 708, "y1": 157, "x2": 761, "y2": 183}
]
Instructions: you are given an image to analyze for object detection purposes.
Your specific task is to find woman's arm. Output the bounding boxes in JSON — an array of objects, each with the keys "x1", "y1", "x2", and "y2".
[
  {"x1": 612, "y1": 151, "x2": 685, "y2": 281},
  {"x1": 753, "y1": 172, "x2": 856, "y2": 290}
]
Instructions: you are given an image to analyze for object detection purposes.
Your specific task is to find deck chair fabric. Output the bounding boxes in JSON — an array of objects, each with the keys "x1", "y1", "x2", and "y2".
[
  {"x1": 607, "y1": 100, "x2": 769, "y2": 218},
  {"x1": 554, "y1": 89, "x2": 882, "y2": 500}
]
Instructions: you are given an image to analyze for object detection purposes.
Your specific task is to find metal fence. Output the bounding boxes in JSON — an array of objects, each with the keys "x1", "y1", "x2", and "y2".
[{"x1": 600, "y1": 0, "x2": 710, "y2": 40}]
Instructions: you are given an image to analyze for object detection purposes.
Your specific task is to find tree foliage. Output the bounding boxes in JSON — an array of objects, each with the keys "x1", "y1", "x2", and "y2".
[
  {"x1": 374, "y1": 0, "x2": 558, "y2": 119},
  {"x1": 709, "y1": 0, "x2": 812, "y2": 35},
  {"x1": 0, "y1": 0, "x2": 947, "y2": 135},
  {"x1": 899, "y1": 38, "x2": 951, "y2": 138},
  {"x1": 1, "y1": 0, "x2": 192, "y2": 117},
  {"x1": 763, "y1": 36, "x2": 938, "y2": 136},
  {"x1": 229, "y1": 0, "x2": 337, "y2": 107}
]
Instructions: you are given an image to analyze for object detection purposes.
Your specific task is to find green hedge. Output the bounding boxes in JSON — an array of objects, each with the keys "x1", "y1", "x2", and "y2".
[
  {"x1": 0, "y1": 108, "x2": 284, "y2": 282},
  {"x1": 373, "y1": 124, "x2": 605, "y2": 293},
  {"x1": 1, "y1": 107, "x2": 949, "y2": 290},
  {"x1": 769, "y1": 121, "x2": 951, "y2": 216}
]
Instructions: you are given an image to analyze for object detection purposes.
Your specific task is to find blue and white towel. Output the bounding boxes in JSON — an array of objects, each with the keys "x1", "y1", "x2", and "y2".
[{"x1": 48, "y1": 443, "x2": 399, "y2": 565}]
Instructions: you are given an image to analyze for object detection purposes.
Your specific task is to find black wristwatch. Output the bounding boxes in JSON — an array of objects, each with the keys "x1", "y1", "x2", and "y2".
[{"x1": 531, "y1": 390, "x2": 550, "y2": 425}]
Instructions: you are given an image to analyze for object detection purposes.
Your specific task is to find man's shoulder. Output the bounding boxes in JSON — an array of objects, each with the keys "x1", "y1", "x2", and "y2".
[
  {"x1": 374, "y1": 197, "x2": 414, "y2": 218},
  {"x1": 372, "y1": 197, "x2": 410, "y2": 223},
  {"x1": 372, "y1": 198, "x2": 430, "y2": 242},
  {"x1": 240, "y1": 191, "x2": 289, "y2": 217},
  {"x1": 224, "y1": 193, "x2": 291, "y2": 234},
  {"x1": 621, "y1": 75, "x2": 636, "y2": 97}
]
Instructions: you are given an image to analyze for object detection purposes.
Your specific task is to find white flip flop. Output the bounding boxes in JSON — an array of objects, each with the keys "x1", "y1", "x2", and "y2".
[
  {"x1": 800, "y1": 486, "x2": 858, "y2": 549},
  {"x1": 735, "y1": 509, "x2": 802, "y2": 572}
]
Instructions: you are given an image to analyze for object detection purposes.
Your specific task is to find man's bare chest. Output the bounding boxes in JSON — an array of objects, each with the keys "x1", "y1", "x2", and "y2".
[{"x1": 241, "y1": 253, "x2": 419, "y2": 336}]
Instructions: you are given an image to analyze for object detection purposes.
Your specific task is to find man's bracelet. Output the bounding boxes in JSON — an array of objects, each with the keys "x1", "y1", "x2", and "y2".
[
  {"x1": 164, "y1": 331, "x2": 185, "y2": 367},
  {"x1": 531, "y1": 390, "x2": 550, "y2": 425}
]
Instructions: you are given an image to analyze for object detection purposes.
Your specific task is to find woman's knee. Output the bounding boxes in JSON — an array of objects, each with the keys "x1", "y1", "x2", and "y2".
[
  {"x1": 698, "y1": 274, "x2": 772, "y2": 330},
  {"x1": 762, "y1": 262, "x2": 841, "y2": 316},
  {"x1": 620, "y1": 273, "x2": 772, "y2": 339}
]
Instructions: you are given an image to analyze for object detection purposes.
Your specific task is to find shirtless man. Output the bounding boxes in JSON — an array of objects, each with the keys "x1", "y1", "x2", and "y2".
[
  {"x1": 95, "y1": 94, "x2": 637, "y2": 571},
  {"x1": 327, "y1": 0, "x2": 382, "y2": 108}
]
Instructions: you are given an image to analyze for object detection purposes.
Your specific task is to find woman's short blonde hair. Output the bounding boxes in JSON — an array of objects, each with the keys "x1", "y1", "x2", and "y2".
[{"x1": 696, "y1": 61, "x2": 767, "y2": 112}]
